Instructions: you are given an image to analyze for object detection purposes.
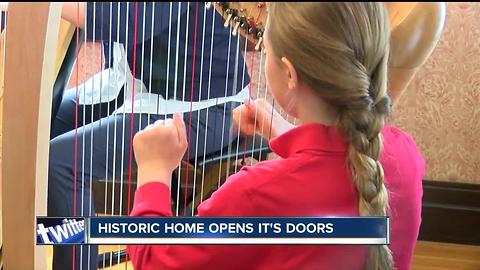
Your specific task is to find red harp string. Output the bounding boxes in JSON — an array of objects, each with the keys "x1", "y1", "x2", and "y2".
[
  {"x1": 183, "y1": 2, "x2": 200, "y2": 216},
  {"x1": 72, "y1": 3, "x2": 80, "y2": 269},
  {"x1": 127, "y1": 1, "x2": 139, "y2": 216}
]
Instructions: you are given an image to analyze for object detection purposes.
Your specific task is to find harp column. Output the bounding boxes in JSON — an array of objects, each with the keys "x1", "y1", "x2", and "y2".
[{"x1": 1, "y1": 3, "x2": 61, "y2": 269}]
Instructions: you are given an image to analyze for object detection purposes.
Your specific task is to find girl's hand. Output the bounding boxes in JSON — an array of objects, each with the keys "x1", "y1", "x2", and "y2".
[
  {"x1": 133, "y1": 113, "x2": 188, "y2": 188},
  {"x1": 232, "y1": 98, "x2": 295, "y2": 140}
]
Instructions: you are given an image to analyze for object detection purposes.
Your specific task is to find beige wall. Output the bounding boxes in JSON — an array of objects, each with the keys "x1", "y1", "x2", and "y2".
[{"x1": 392, "y1": 2, "x2": 480, "y2": 184}]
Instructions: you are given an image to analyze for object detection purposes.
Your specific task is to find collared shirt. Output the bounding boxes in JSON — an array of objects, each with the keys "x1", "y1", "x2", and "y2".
[
  {"x1": 86, "y1": 2, "x2": 249, "y2": 104},
  {"x1": 127, "y1": 123, "x2": 424, "y2": 270}
]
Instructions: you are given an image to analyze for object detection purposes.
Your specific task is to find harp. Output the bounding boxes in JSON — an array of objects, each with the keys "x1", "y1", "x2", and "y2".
[{"x1": 0, "y1": 2, "x2": 271, "y2": 269}]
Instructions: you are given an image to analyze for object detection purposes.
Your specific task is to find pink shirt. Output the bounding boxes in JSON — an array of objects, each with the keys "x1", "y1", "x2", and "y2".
[
  {"x1": 128, "y1": 123, "x2": 425, "y2": 270},
  {"x1": 381, "y1": 125, "x2": 425, "y2": 269}
]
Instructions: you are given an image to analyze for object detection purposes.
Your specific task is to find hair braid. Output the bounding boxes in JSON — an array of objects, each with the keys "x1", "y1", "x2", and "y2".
[{"x1": 268, "y1": 2, "x2": 394, "y2": 269}]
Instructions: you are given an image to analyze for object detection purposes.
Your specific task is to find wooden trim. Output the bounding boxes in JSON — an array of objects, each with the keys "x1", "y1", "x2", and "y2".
[
  {"x1": 1, "y1": 3, "x2": 61, "y2": 269},
  {"x1": 419, "y1": 180, "x2": 480, "y2": 245}
]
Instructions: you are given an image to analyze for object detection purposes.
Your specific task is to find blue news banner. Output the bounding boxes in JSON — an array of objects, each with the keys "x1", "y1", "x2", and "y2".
[{"x1": 37, "y1": 217, "x2": 389, "y2": 245}]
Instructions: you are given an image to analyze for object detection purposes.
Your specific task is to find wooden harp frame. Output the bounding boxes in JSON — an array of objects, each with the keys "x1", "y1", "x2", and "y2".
[{"x1": 1, "y1": 3, "x2": 62, "y2": 269}]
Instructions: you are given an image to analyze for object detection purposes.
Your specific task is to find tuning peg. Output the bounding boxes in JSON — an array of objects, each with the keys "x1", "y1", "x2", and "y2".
[
  {"x1": 232, "y1": 18, "x2": 241, "y2": 36},
  {"x1": 255, "y1": 31, "x2": 264, "y2": 51},
  {"x1": 255, "y1": 36, "x2": 263, "y2": 51},
  {"x1": 206, "y1": 2, "x2": 212, "y2": 9},
  {"x1": 224, "y1": 10, "x2": 233, "y2": 28}
]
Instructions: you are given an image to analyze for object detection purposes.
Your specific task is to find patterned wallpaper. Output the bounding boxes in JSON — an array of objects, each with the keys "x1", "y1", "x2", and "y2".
[
  {"x1": 391, "y1": 2, "x2": 480, "y2": 184},
  {"x1": 67, "y1": 2, "x2": 480, "y2": 184},
  {"x1": 66, "y1": 42, "x2": 103, "y2": 89}
]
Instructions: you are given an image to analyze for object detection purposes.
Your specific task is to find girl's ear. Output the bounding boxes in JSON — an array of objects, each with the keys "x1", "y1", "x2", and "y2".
[{"x1": 281, "y1": 57, "x2": 299, "y2": 90}]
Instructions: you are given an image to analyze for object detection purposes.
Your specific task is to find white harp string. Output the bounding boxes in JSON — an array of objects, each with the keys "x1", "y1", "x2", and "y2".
[
  {"x1": 250, "y1": 48, "x2": 265, "y2": 161},
  {"x1": 258, "y1": 54, "x2": 270, "y2": 162},
  {"x1": 118, "y1": 3, "x2": 130, "y2": 220},
  {"x1": 233, "y1": 33, "x2": 250, "y2": 174},
  {"x1": 138, "y1": 2, "x2": 147, "y2": 131},
  {"x1": 175, "y1": 1, "x2": 186, "y2": 216},
  {"x1": 216, "y1": 20, "x2": 233, "y2": 189},
  {"x1": 199, "y1": 6, "x2": 217, "y2": 204},
  {"x1": 87, "y1": 3, "x2": 97, "y2": 268},
  {"x1": 147, "y1": 2, "x2": 155, "y2": 125},
  {"x1": 191, "y1": 5, "x2": 208, "y2": 216},
  {"x1": 222, "y1": 28, "x2": 241, "y2": 182},
  {"x1": 101, "y1": 10, "x2": 113, "y2": 269},
  {"x1": 79, "y1": 5, "x2": 88, "y2": 268}
]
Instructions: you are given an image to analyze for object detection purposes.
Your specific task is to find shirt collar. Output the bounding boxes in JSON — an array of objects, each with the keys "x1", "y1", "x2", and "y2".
[{"x1": 269, "y1": 123, "x2": 348, "y2": 158}]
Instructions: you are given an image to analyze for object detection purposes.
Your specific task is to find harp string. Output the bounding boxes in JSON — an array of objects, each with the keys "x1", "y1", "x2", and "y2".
[
  {"x1": 111, "y1": 0, "x2": 121, "y2": 229},
  {"x1": 72, "y1": 2, "x2": 81, "y2": 269},
  {"x1": 184, "y1": 2, "x2": 199, "y2": 217},
  {"x1": 163, "y1": 1, "x2": 173, "y2": 118},
  {"x1": 233, "y1": 37, "x2": 249, "y2": 174},
  {"x1": 179, "y1": 2, "x2": 191, "y2": 216},
  {"x1": 250, "y1": 48, "x2": 264, "y2": 161},
  {"x1": 258, "y1": 54, "x2": 269, "y2": 162},
  {"x1": 105, "y1": 3, "x2": 122, "y2": 267},
  {"x1": 126, "y1": 7, "x2": 140, "y2": 267},
  {"x1": 162, "y1": 1, "x2": 179, "y2": 215},
  {"x1": 138, "y1": 2, "x2": 146, "y2": 132},
  {"x1": 174, "y1": 2, "x2": 185, "y2": 216},
  {"x1": 117, "y1": 2, "x2": 131, "y2": 266},
  {"x1": 191, "y1": 4, "x2": 208, "y2": 216},
  {"x1": 100, "y1": 0, "x2": 112, "y2": 228},
  {"x1": 147, "y1": 2, "x2": 155, "y2": 125},
  {"x1": 173, "y1": 2, "x2": 182, "y2": 103},
  {"x1": 79, "y1": 3, "x2": 88, "y2": 268},
  {"x1": 127, "y1": 0, "x2": 139, "y2": 217},
  {"x1": 199, "y1": 6, "x2": 216, "y2": 204},
  {"x1": 119, "y1": 3, "x2": 130, "y2": 220},
  {"x1": 242, "y1": 52, "x2": 256, "y2": 166},
  {"x1": 103, "y1": 5, "x2": 113, "y2": 270},
  {"x1": 221, "y1": 29, "x2": 241, "y2": 186},
  {"x1": 214, "y1": 18, "x2": 233, "y2": 191},
  {"x1": 86, "y1": 2, "x2": 97, "y2": 267}
]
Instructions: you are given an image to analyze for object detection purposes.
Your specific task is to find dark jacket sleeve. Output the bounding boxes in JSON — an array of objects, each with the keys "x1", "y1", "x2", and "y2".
[{"x1": 85, "y1": 2, "x2": 185, "y2": 44}]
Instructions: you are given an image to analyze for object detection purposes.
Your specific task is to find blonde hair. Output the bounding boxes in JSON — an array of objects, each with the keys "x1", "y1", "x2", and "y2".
[{"x1": 268, "y1": 3, "x2": 393, "y2": 269}]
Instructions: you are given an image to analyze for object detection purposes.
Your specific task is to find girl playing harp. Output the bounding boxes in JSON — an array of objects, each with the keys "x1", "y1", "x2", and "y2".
[{"x1": 129, "y1": 2, "x2": 426, "y2": 270}]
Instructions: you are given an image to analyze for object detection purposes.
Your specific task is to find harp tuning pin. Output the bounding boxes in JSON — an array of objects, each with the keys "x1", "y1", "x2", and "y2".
[
  {"x1": 240, "y1": 17, "x2": 249, "y2": 31},
  {"x1": 206, "y1": 2, "x2": 212, "y2": 9},
  {"x1": 232, "y1": 18, "x2": 242, "y2": 36},
  {"x1": 224, "y1": 9, "x2": 233, "y2": 28},
  {"x1": 255, "y1": 36, "x2": 263, "y2": 51},
  {"x1": 255, "y1": 31, "x2": 264, "y2": 51}
]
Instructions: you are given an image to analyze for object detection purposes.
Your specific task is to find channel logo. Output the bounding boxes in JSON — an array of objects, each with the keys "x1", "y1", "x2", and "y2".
[{"x1": 36, "y1": 217, "x2": 85, "y2": 245}]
